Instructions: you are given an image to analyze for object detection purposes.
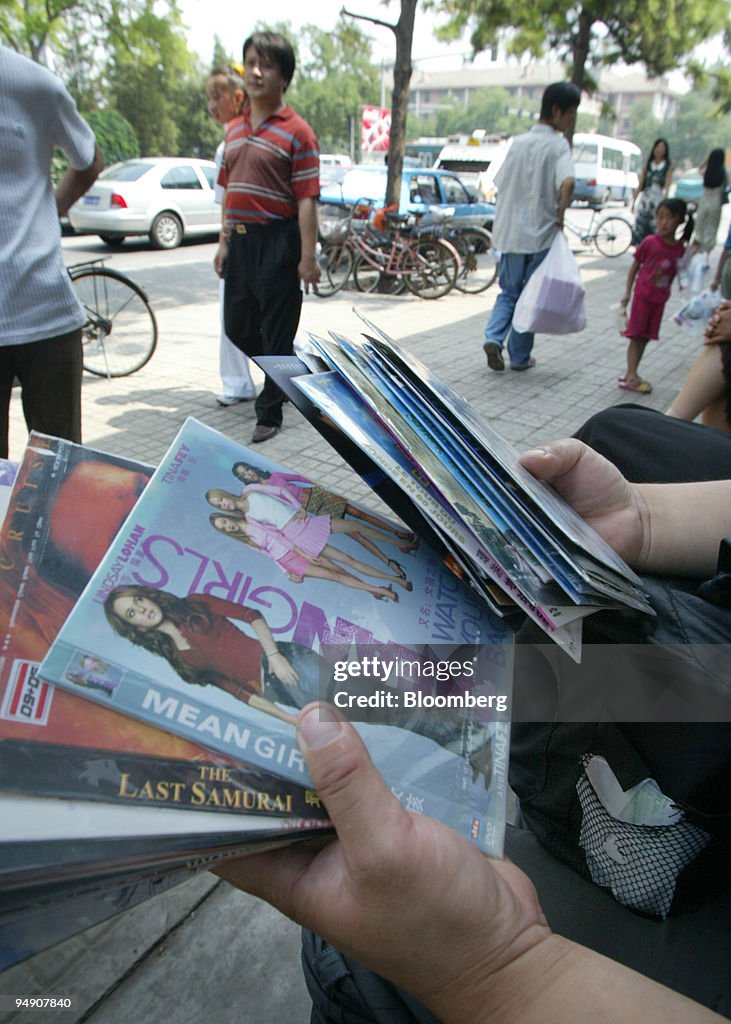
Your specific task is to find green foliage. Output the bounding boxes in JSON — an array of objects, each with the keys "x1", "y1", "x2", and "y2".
[
  {"x1": 626, "y1": 84, "x2": 731, "y2": 169},
  {"x1": 432, "y1": 0, "x2": 731, "y2": 93},
  {"x1": 409, "y1": 86, "x2": 539, "y2": 139},
  {"x1": 710, "y1": 65, "x2": 731, "y2": 114},
  {"x1": 286, "y1": 20, "x2": 381, "y2": 152},
  {"x1": 0, "y1": 0, "x2": 73, "y2": 60},
  {"x1": 86, "y1": 110, "x2": 140, "y2": 165},
  {"x1": 173, "y1": 77, "x2": 224, "y2": 159}
]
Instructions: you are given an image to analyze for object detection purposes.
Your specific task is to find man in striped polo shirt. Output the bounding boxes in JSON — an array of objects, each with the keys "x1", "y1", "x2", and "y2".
[{"x1": 214, "y1": 32, "x2": 321, "y2": 444}]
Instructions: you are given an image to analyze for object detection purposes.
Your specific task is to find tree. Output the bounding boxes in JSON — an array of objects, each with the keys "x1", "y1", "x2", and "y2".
[
  {"x1": 432, "y1": 0, "x2": 731, "y2": 97},
  {"x1": 436, "y1": 86, "x2": 538, "y2": 136},
  {"x1": 343, "y1": 0, "x2": 418, "y2": 206},
  {"x1": 106, "y1": 1, "x2": 209, "y2": 156},
  {"x1": 287, "y1": 21, "x2": 380, "y2": 152},
  {"x1": 0, "y1": 0, "x2": 82, "y2": 61},
  {"x1": 86, "y1": 110, "x2": 139, "y2": 164},
  {"x1": 174, "y1": 77, "x2": 224, "y2": 159}
]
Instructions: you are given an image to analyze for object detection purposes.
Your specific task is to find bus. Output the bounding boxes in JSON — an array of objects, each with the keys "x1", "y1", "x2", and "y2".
[{"x1": 571, "y1": 133, "x2": 642, "y2": 208}]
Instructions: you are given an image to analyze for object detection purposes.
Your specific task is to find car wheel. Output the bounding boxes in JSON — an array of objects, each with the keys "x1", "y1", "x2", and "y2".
[
  {"x1": 99, "y1": 233, "x2": 126, "y2": 246},
  {"x1": 150, "y1": 212, "x2": 183, "y2": 250}
]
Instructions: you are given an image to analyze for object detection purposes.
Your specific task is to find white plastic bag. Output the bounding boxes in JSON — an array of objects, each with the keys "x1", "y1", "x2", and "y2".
[
  {"x1": 512, "y1": 232, "x2": 587, "y2": 335},
  {"x1": 688, "y1": 252, "x2": 710, "y2": 296},
  {"x1": 673, "y1": 287, "x2": 720, "y2": 334}
]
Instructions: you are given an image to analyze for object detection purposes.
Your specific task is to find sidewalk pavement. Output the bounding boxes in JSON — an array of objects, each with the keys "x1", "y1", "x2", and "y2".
[{"x1": 1, "y1": 222, "x2": 726, "y2": 1024}]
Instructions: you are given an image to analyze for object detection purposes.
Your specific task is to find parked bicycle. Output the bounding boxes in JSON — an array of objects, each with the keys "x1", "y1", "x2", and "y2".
[
  {"x1": 562, "y1": 208, "x2": 633, "y2": 257},
  {"x1": 316, "y1": 201, "x2": 460, "y2": 299},
  {"x1": 414, "y1": 219, "x2": 498, "y2": 293},
  {"x1": 68, "y1": 258, "x2": 158, "y2": 377}
]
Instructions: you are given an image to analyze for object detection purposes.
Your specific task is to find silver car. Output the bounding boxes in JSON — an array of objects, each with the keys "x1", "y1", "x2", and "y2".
[{"x1": 68, "y1": 157, "x2": 221, "y2": 249}]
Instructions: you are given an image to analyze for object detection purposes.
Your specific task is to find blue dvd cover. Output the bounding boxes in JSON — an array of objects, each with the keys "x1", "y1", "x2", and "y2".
[{"x1": 40, "y1": 419, "x2": 512, "y2": 857}]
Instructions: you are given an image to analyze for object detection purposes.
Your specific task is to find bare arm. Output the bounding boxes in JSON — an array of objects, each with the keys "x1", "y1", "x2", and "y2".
[
  {"x1": 297, "y1": 196, "x2": 320, "y2": 292},
  {"x1": 217, "y1": 705, "x2": 724, "y2": 1024},
  {"x1": 214, "y1": 223, "x2": 229, "y2": 279},
  {"x1": 556, "y1": 177, "x2": 574, "y2": 229},
  {"x1": 621, "y1": 259, "x2": 639, "y2": 306},
  {"x1": 248, "y1": 617, "x2": 299, "y2": 685},
  {"x1": 248, "y1": 693, "x2": 297, "y2": 725},
  {"x1": 55, "y1": 143, "x2": 104, "y2": 217},
  {"x1": 711, "y1": 248, "x2": 727, "y2": 291}
]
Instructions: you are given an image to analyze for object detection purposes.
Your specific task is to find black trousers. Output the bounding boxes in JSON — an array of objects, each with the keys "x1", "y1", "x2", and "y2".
[
  {"x1": 223, "y1": 220, "x2": 302, "y2": 429},
  {"x1": 0, "y1": 328, "x2": 83, "y2": 459},
  {"x1": 574, "y1": 402, "x2": 731, "y2": 482}
]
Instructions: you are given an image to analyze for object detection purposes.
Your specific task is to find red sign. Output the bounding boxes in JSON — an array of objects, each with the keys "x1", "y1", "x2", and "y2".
[{"x1": 361, "y1": 105, "x2": 391, "y2": 153}]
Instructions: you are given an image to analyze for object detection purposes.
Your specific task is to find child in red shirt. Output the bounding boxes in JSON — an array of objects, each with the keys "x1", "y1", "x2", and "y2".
[{"x1": 619, "y1": 198, "x2": 694, "y2": 394}]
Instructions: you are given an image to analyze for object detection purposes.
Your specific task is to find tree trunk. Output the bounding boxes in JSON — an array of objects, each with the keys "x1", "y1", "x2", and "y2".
[
  {"x1": 567, "y1": 6, "x2": 592, "y2": 145},
  {"x1": 385, "y1": 0, "x2": 417, "y2": 207}
]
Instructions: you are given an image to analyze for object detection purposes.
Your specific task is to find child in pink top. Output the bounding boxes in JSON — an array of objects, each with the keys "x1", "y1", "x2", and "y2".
[{"x1": 619, "y1": 198, "x2": 694, "y2": 394}]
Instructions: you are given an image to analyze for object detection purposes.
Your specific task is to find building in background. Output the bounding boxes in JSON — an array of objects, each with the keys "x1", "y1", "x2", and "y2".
[{"x1": 403, "y1": 61, "x2": 681, "y2": 132}]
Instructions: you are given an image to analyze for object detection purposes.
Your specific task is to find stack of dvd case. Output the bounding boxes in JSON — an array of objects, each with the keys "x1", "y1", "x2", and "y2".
[
  {"x1": 3, "y1": 385, "x2": 519, "y2": 967},
  {"x1": 3, "y1": 316, "x2": 652, "y2": 971},
  {"x1": 0, "y1": 436, "x2": 331, "y2": 970},
  {"x1": 257, "y1": 311, "x2": 654, "y2": 662}
]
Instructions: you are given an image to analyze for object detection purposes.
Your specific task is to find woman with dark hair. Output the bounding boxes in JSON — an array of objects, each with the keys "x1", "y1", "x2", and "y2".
[
  {"x1": 104, "y1": 585, "x2": 322, "y2": 724},
  {"x1": 209, "y1": 510, "x2": 405, "y2": 602},
  {"x1": 230, "y1": 461, "x2": 418, "y2": 548},
  {"x1": 104, "y1": 585, "x2": 494, "y2": 782},
  {"x1": 692, "y1": 148, "x2": 728, "y2": 254},
  {"x1": 632, "y1": 138, "x2": 672, "y2": 245}
]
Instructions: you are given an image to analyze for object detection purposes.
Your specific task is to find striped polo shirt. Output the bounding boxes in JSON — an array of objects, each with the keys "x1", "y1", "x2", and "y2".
[{"x1": 219, "y1": 105, "x2": 320, "y2": 226}]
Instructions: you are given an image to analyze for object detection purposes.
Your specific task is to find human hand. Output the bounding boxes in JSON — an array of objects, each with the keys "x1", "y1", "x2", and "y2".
[
  {"x1": 704, "y1": 300, "x2": 731, "y2": 345},
  {"x1": 518, "y1": 439, "x2": 648, "y2": 568},
  {"x1": 215, "y1": 705, "x2": 550, "y2": 1019},
  {"x1": 268, "y1": 651, "x2": 299, "y2": 685},
  {"x1": 298, "y1": 254, "x2": 321, "y2": 294},
  {"x1": 214, "y1": 239, "x2": 229, "y2": 278},
  {"x1": 286, "y1": 573, "x2": 304, "y2": 583}
]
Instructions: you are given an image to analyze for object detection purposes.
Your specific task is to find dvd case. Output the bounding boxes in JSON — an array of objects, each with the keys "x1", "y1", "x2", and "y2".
[
  {"x1": 0, "y1": 434, "x2": 329, "y2": 826},
  {"x1": 41, "y1": 419, "x2": 512, "y2": 858}
]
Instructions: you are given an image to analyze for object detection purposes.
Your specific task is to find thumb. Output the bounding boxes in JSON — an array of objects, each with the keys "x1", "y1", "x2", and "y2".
[
  {"x1": 518, "y1": 437, "x2": 586, "y2": 482},
  {"x1": 296, "y1": 703, "x2": 404, "y2": 854}
]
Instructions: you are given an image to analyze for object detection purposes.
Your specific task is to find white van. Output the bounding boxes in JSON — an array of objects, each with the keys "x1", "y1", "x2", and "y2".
[
  {"x1": 571, "y1": 133, "x2": 641, "y2": 208},
  {"x1": 433, "y1": 140, "x2": 511, "y2": 201}
]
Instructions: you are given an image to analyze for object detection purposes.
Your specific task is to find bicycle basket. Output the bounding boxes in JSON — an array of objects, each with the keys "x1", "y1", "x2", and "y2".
[{"x1": 317, "y1": 204, "x2": 350, "y2": 243}]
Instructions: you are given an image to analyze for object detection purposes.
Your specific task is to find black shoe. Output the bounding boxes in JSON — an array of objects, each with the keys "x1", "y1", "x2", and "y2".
[
  {"x1": 509, "y1": 357, "x2": 536, "y2": 371},
  {"x1": 483, "y1": 342, "x2": 504, "y2": 372},
  {"x1": 251, "y1": 424, "x2": 281, "y2": 443}
]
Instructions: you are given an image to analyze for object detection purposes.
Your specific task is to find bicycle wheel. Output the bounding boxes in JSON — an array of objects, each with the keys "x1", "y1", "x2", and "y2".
[
  {"x1": 403, "y1": 238, "x2": 458, "y2": 299},
  {"x1": 452, "y1": 227, "x2": 498, "y2": 293},
  {"x1": 315, "y1": 243, "x2": 353, "y2": 297},
  {"x1": 594, "y1": 216, "x2": 633, "y2": 257},
  {"x1": 353, "y1": 252, "x2": 385, "y2": 293},
  {"x1": 71, "y1": 267, "x2": 158, "y2": 377}
]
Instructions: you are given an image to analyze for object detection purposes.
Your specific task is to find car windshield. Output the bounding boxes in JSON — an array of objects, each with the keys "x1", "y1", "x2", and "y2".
[{"x1": 99, "y1": 162, "x2": 155, "y2": 182}]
